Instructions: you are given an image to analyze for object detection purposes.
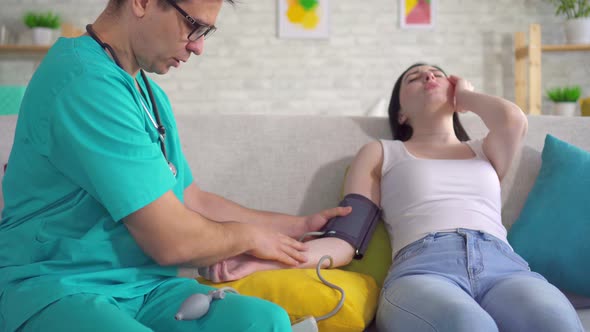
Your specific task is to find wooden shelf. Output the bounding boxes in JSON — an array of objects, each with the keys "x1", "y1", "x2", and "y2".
[
  {"x1": 541, "y1": 44, "x2": 590, "y2": 52},
  {"x1": 0, "y1": 24, "x2": 82, "y2": 55},
  {"x1": 0, "y1": 44, "x2": 51, "y2": 54},
  {"x1": 514, "y1": 24, "x2": 590, "y2": 115}
]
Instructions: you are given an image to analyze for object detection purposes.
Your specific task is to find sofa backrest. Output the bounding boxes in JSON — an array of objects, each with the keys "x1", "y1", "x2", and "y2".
[{"x1": 2, "y1": 114, "x2": 590, "y2": 229}]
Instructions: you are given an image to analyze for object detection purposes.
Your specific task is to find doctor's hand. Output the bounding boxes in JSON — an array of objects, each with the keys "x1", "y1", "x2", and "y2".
[
  {"x1": 448, "y1": 75, "x2": 474, "y2": 113},
  {"x1": 301, "y1": 206, "x2": 352, "y2": 236},
  {"x1": 246, "y1": 225, "x2": 309, "y2": 266}
]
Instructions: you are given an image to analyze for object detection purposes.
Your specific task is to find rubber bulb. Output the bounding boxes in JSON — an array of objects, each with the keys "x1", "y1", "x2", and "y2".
[{"x1": 175, "y1": 293, "x2": 212, "y2": 320}]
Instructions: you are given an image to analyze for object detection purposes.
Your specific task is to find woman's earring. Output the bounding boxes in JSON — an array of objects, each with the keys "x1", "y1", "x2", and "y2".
[{"x1": 398, "y1": 114, "x2": 407, "y2": 125}]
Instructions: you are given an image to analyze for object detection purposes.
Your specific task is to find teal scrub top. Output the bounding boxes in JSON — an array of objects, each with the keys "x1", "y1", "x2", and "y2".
[{"x1": 0, "y1": 36, "x2": 194, "y2": 331}]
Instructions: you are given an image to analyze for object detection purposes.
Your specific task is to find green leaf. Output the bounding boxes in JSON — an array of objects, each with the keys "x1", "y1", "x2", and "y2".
[
  {"x1": 547, "y1": 0, "x2": 590, "y2": 18},
  {"x1": 546, "y1": 86, "x2": 582, "y2": 102},
  {"x1": 22, "y1": 11, "x2": 61, "y2": 29}
]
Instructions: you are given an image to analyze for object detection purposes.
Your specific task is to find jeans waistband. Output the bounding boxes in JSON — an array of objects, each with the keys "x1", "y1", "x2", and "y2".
[{"x1": 425, "y1": 228, "x2": 497, "y2": 242}]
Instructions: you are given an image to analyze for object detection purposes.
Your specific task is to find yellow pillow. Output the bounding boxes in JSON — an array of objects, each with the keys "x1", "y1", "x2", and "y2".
[{"x1": 198, "y1": 268, "x2": 378, "y2": 332}]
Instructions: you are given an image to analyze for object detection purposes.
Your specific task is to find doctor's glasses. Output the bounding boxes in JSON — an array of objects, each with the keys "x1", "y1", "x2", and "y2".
[{"x1": 164, "y1": 0, "x2": 217, "y2": 41}]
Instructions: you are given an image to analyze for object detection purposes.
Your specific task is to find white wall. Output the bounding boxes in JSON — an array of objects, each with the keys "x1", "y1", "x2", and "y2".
[{"x1": 1, "y1": 0, "x2": 589, "y2": 115}]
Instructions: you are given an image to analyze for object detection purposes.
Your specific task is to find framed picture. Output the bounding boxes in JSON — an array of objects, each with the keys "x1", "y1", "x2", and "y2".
[
  {"x1": 277, "y1": 0, "x2": 330, "y2": 39},
  {"x1": 400, "y1": 0, "x2": 435, "y2": 29}
]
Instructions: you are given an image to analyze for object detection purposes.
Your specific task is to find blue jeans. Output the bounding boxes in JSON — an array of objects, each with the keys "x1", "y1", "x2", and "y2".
[{"x1": 377, "y1": 229, "x2": 583, "y2": 332}]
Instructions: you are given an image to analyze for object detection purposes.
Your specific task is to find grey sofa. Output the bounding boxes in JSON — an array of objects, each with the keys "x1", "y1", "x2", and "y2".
[{"x1": 1, "y1": 114, "x2": 589, "y2": 330}]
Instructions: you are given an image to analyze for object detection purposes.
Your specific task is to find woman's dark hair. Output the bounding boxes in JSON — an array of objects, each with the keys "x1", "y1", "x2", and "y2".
[{"x1": 387, "y1": 63, "x2": 470, "y2": 142}]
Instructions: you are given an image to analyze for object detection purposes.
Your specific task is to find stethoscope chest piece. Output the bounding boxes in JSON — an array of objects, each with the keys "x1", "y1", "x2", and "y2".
[{"x1": 168, "y1": 161, "x2": 177, "y2": 177}]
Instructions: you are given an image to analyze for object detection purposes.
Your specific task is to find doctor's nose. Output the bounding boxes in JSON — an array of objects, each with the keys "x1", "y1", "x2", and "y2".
[{"x1": 186, "y1": 36, "x2": 205, "y2": 56}]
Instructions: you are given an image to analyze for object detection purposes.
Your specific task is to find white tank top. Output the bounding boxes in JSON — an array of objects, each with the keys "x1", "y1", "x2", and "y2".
[{"x1": 379, "y1": 139, "x2": 508, "y2": 258}]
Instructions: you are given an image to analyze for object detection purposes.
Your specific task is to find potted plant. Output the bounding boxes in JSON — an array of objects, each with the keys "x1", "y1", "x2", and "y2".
[
  {"x1": 23, "y1": 11, "x2": 61, "y2": 45},
  {"x1": 546, "y1": 85, "x2": 582, "y2": 116},
  {"x1": 548, "y1": 0, "x2": 590, "y2": 44}
]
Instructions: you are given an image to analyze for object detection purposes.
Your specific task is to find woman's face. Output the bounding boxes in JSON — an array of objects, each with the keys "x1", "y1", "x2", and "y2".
[{"x1": 398, "y1": 65, "x2": 453, "y2": 123}]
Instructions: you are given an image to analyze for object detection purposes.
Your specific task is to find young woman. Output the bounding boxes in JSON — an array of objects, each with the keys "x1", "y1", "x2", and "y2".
[
  {"x1": 202, "y1": 63, "x2": 583, "y2": 332},
  {"x1": 366, "y1": 63, "x2": 582, "y2": 332}
]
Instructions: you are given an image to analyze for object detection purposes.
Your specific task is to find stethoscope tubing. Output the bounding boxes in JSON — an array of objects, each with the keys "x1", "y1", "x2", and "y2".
[{"x1": 85, "y1": 25, "x2": 175, "y2": 176}]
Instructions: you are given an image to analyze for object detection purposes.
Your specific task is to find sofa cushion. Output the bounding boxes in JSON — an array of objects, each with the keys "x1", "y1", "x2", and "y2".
[
  {"x1": 508, "y1": 134, "x2": 590, "y2": 297},
  {"x1": 199, "y1": 268, "x2": 378, "y2": 332}
]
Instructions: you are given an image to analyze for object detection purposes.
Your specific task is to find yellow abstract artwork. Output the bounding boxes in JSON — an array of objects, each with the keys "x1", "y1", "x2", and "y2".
[{"x1": 278, "y1": 0, "x2": 329, "y2": 39}]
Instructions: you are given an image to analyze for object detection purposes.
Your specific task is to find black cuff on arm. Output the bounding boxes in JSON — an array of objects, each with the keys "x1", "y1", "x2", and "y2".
[{"x1": 321, "y1": 193, "x2": 382, "y2": 259}]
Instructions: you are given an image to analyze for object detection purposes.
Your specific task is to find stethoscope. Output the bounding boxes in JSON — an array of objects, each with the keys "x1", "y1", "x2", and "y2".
[{"x1": 85, "y1": 24, "x2": 177, "y2": 177}]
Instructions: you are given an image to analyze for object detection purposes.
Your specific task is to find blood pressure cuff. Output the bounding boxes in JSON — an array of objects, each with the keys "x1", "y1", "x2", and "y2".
[{"x1": 321, "y1": 193, "x2": 382, "y2": 259}]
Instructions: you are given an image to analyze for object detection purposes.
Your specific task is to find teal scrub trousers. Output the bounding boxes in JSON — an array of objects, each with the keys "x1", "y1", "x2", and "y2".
[{"x1": 17, "y1": 278, "x2": 291, "y2": 332}]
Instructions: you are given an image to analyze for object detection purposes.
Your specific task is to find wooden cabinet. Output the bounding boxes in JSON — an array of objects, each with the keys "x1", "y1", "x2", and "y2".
[{"x1": 514, "y1": 23, "x2": 590, "y2": 115}]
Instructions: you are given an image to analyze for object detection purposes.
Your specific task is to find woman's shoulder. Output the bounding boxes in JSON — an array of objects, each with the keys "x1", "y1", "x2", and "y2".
[
  {"x1": 378, "y1": 139, "x2": 402, "y2": 148},
  {"x1": 366, "y1": 140, "x2": 408, "y2": 175},
  {"x1": 358, "y1": 139, "x2": 403, "y2": 156},
  {"x1": 355, "y1": 140, "x2": 384, "y2": 160},
  {"x1": 376, "y1": 139, "x2": 407, "y2": 156}
]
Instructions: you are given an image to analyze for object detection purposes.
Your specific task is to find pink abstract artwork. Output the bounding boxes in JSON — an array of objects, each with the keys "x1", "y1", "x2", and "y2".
[{"x1": 401, "y1": 0, "x2": 435, "y2": 29}]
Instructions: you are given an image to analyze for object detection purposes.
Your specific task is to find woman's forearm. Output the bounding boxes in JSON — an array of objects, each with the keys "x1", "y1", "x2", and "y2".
[
  {"x1": 456, "y1": 90, "x2": 526, "y2": 132},
  {"x1": 204, "y1": 237, "x2": 355, "y2": 282}
]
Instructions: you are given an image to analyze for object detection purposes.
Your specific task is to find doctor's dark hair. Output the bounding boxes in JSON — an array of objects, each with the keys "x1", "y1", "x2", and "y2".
[
  {"x1": 109, "y1": 0, "x2": 235, "y2": 11},
  {"x1": 387, "y1": 63, "x2": 470, "y2": 142}
]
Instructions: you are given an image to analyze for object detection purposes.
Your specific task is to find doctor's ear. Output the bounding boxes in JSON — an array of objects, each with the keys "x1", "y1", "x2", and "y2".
[{"x1": 131, "y1": 0, "x2": 150, "y2": 17}]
